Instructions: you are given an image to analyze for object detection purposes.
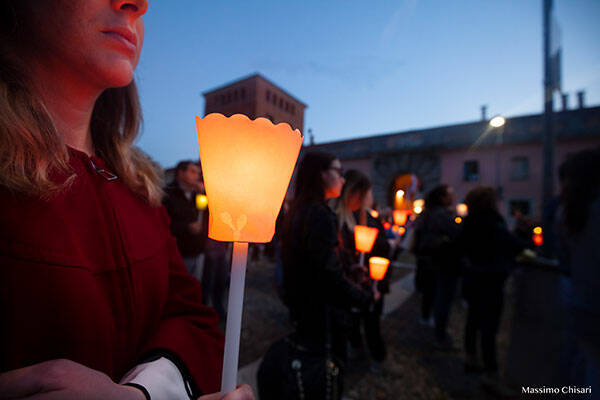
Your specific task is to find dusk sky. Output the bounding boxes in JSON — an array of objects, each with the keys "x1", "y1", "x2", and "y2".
[{"x1": 135, "y1": 1, "x2": 600, "y2": 168}]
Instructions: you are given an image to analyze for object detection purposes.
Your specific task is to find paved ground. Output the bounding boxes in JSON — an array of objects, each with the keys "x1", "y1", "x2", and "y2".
[{"x1": 232, "y1": 256, "x2": 518, "y2": 399}]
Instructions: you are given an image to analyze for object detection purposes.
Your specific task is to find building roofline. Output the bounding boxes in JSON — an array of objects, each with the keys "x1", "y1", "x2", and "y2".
[
  {"x1": 202, "y1": 72, "x2": 308, "y2": 107},
  {"x1": 310, "y1": 105, "x2": 600, "y2": 147}
]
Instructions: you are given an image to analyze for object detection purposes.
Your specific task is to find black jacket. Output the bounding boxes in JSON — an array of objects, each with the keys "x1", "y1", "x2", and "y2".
[
  {"x1": 459, "y1": 209, "x2": 525, "y2": 274},
  {"x1": 282, "y1": 202, "x2": 371, "y2": 336},
  {"x1": 413, "y1": 206, "x2": 462, "y2": 274},
  {"x1": 163, "y1": 181, "x2": 205, "y2": 257}
]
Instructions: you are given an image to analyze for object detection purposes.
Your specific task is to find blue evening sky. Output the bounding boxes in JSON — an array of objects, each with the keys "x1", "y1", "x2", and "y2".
[{"x1": 135, "y1": 1, "x2": 600, "y2": 168}]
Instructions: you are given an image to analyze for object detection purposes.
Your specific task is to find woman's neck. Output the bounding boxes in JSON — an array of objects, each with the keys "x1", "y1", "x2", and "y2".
[{"x1": 27, "y1": 61, "x2": 102, "y2": 156}]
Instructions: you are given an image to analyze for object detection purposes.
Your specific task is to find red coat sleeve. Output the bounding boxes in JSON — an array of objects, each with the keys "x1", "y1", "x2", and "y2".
[{"x1": 139, "y1": 208, "x2": 224, "y2": 394}]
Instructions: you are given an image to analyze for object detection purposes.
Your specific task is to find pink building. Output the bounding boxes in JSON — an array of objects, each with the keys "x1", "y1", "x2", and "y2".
[{"x1": 308, "y1": 105, "x2": 600, "y2": 223}]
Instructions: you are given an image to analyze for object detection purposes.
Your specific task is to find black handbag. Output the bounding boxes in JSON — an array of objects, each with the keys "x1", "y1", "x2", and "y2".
[{"x1": 257, "y1": 309, "x2": 343, "y2": 400}]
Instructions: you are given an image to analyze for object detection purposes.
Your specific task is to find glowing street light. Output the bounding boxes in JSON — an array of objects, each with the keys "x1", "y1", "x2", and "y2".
[
  {"x1": 490, "y1": 115, "x2": 506, "y2": 199},
  {"x1": 195, "y1": 113, "x2": 302, "y2": 394},
  {"x1": 490, "y1": 115, "x2": 506, "y2": 128}
]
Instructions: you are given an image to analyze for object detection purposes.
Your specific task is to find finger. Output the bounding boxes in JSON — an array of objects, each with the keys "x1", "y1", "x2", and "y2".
[
  {"x1": 197, "y1": 392, "x2": 223, "y2": 400},
  {"x1": 0, "y1": 365, "x2": 45, "y2": 398},
  {"x1": 224, "y1": 384, "x2": 255, "y2": 400}
]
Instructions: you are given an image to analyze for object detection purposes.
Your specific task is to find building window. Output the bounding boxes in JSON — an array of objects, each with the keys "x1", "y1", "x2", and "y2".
[
  {"x1": 279, "y1": 98, "x2": 283, "y2": 108},
  {"x1": 220, "y1": 94, "x2": 225, "y2": 105},
  {"x1": 509, "y1": 199, "x2": 531, "y2": 216},
  {"x1": 510, "y1": 156, "x2": 529, "y2": 180},
  {"x1": 266, "y1": 90, "x2": 270, "y2": 101},
  {"x1": 463, "y1": 160, "x2": 479, "y2": 182},
  {"x1": 240, "y1": 87, "x2": 246, "y2": 99},
  {"x1": 291, "y1": 105, "x2": 295, "y2": 115},
  {"x1": 233, "y1": 90, "x2": 238, "y2": 101}
]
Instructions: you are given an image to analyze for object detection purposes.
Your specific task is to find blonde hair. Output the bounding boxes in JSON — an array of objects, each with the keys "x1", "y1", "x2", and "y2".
[
  {"x1": 335, "y1": 169, "x2": 371, "y2": 231},
  {"x1": 0, "y1": 5, "x2": 163, "y2": 205}
]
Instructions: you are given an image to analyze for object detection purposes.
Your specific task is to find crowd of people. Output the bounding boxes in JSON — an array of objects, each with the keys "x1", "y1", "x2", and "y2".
[{"x1": 1, "y1": 1, "x2": 598, "y2": 399}]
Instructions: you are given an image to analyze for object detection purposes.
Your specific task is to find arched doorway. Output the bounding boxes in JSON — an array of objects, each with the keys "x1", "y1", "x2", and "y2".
[{"x1": 387, "y1": 173, "x2": 421, "y2": 209}]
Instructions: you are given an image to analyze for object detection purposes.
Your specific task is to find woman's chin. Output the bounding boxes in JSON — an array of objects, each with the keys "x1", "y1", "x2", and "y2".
[{"x1": 98, "y1": 63, "x2": 135, "y2": 89}]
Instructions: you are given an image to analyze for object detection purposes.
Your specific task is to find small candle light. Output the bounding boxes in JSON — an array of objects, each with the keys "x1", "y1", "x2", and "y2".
[
  {"x1": 413, "y1": 199, "x2": 424, "y2": 215},
  {"x1": 195, "y1": 194, "x2": 208, "y2": 210},
  {"x1": 456, "y1": 203, "x2": 468, "y2": 217},
  {"x1": 393, "y1": 209, "x2": 411, "y2": 226},
  {"x1": 355, "y1": 225, "x2": 378, "y2": 266},
  {"x1": 369, "y1": 257, "x2": 390, "y2": 281}
]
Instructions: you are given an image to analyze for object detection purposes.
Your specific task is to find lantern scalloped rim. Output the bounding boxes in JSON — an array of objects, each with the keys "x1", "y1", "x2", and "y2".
[{"x1": 197, "y1": 113, "x2": 304, "y2": 139}]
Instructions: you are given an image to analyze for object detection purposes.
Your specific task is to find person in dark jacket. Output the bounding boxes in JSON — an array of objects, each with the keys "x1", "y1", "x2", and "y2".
[
  {"x1": 413, "y1": 184, "x2": 461, "y2": 348},
  {"x1": 281, "y1": 152, "x2": 375, "y2": 365},
  {"x1": 163, "y1": 160, "x2": 206, "y2": 278},
  {"x1": 335, "y1": 169, "x2": 392, "y2": 368},
  {"x1": 460, "y1": 187, "x2": 525, "y2": 381},
  {"x1": 557, "y1": 148, "x2": 600, "y2": 389}
]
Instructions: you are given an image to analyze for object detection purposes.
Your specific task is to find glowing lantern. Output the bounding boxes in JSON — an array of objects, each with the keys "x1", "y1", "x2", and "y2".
[
  {"x1": 355, "y1": 225, "x2": 378, "y2": 266},
  {"x1": 195, "y1": 113, "x2": 302, "y2": 394},
  {"x1": 413, "y1": 198, "x2": 424, "y2": 214},
  {"x1": 195, "y1": 194, "x2": 208, "y2": 210},
  {"x1": 533, "y1": 226, "x2": 542, "y2": 235},
  {"x1": 456, "y1": 203, "x2": 468, "y2": 217},
  {"x1": 369, "y1": 209, "x2": 379, "y2": 218},
  {"x1": 393, "y1": 209, "x2": 411, "y2": 226},
  {"x1": 383, "y1": 221, "x2": 391, "y2": 230},
  {"x1": 395, "y1": 189, "x2": 405, "y2": 208},
  {"x1": 398, "y1": 226, "x2": 406, "y2": 236},
  {"x1": 455, "y1": 217, "x2": 462, "y2": 224},
  {"x1": 369, "y1": 257, "x2": 390, "y2": 281},
  {"x1": 533, "y1": 233, "x2": 543, "y2": 246},
  {"x1": 355, "y1": 225, "x2": 378, "y2": 253}
]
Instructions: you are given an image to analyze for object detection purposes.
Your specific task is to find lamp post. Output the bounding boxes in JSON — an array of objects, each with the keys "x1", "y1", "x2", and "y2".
[{"x1": 490, "y1": 115, "x2": 506, "y2": 200}]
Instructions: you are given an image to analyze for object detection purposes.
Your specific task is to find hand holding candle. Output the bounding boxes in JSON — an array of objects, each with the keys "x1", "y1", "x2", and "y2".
[{"x1": 195, "y1": 113, "x2": 302, "y2": 395}]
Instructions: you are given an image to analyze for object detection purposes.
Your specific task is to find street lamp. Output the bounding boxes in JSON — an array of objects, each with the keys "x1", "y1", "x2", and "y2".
[
  {"x1": 490, "y1": 115, "x2": 505, "y2": 200},
  {"x1": 490, "y1": 115, "x2": 505, "y2": 128}
]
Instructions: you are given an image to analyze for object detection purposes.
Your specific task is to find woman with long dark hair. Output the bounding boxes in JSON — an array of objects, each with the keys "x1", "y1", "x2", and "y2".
[
  {"x1": 0, "y1": 1, "x2": 251, "y2": 399},
  {"x1": 280, "y1": 152, "x2": 374, "y2": 394}
]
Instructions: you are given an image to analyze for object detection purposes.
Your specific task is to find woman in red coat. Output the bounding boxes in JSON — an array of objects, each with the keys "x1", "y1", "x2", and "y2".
[{"x1": 0, "y1": 1, "x2": 252, "y2": 399}]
